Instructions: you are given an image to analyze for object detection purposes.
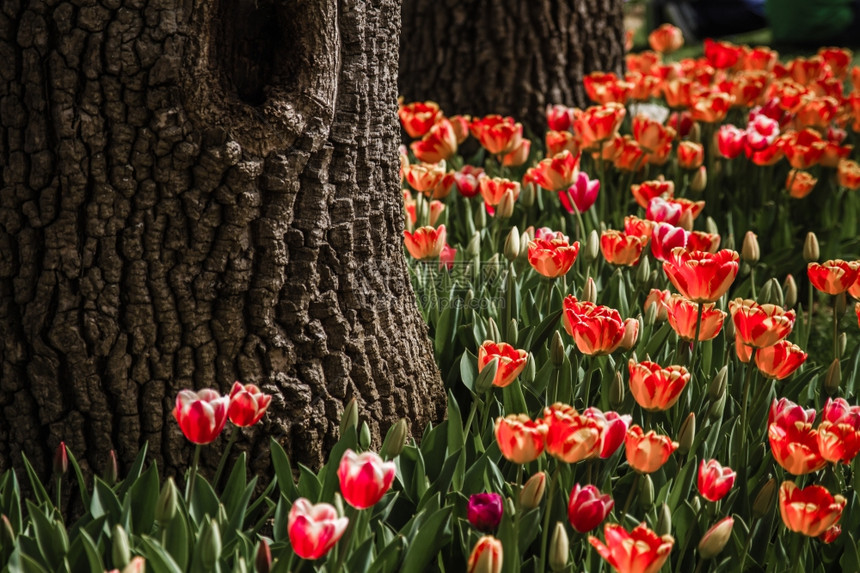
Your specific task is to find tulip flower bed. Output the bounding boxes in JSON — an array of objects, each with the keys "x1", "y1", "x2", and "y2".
[{"x1": 6, "y1": 29, "x2": 860, "y2": 573}]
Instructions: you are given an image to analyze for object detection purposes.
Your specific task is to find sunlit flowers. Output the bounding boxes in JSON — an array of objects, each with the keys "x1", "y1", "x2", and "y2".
[
  {"x1": 628, "y1": 360, "x2": 691, "y2": 412},
  {"x1": 562, "y1": 297, "x2": 633, "y2": 356},
  {"x1": 575, "y1": 103, "x2": 626, "y2": 149},
  {"x1": 479, "y1": 177, "x2": 521, "y2": 208},
  {"x1": 411, "y1": 118, "x2": 458, "y2": 163},
  {"x1": 568, "y1": 484, "x2": 614, "y2": 533},
  {"x1": 531, "y1": 150, "x2": 581, "y2": 191},
  {"x1": 768, "y1": 398, "x2": 826, "y2": 475},
  {"x1": 697, "y1": 459, "x2": 736, "y2": 502},
  {"x1": 729, "y1": 299, "x2": 796, "y2": 349},
  {"x1": 817, "y1": 398, "x2": 860, "y2": 464},
  {"x1": 559, "y1": 171, "x2": 601, "y2": 214},
  {"x1": 663, "y1": 248, "x2": 739, "y2": 303},
  {"x1": 650, "y1": 223, "x2": 688, "y2": 263},
  {"x1": 677, "y1": 141, "x2": 704, "y2": 169},
  {"x1": 477, "y1": 341, "x2": 528, "y2": 388},
  {"x1": 631, "y1": 178, "x2": 674, "y2": 209},
  {"x1": 779, "y1": 482, "x2": 845, "y2": 538},
  {"x1": 589, "y1": 522, "x2": 674, "y2": 573},
  {"x1": 528, "y1": 237, "x2": 580, "y2": 278},
  {"x1": 288, "y1": 498, "x2": 349, "y2": 560},
  {"x1": 403, "y1": 225, "x2": 447, "y2": 260},
  {"x1": 625, "y1": 425, "x2": 678, "y2": 474},
  {"x1": 807, "y1": 260, "x2": 860, "y2": 295},
  {"x1": 402, "y1": 161, "x2": 446, "y2": 195},
  {"x1": 786, "y1": 170, "x2": 817, "y2": 199},
  {"x1": 543, "y1": 403, "x2": 602, "y2": 463},
  {"x1": 227, "y1": 382, "x2": 272, "y2": 427},
  {"x1": 666, "y1": 295, "x2": 725, "y2": 341},
  {"x1": 755, "y1": 340, "x2": 808, "y2": 380},
  {"x1": 337, "y1": 449, "x2": 396, "y2": 509},
  {"x1": 600, "y1": 230, "x2": 646, "y2": 266},
  {"x1": 398, "y1": 101, "x2": 442, "y2": 138},
  {"x1": 471, "y1": 115, "x2": 523, "y2": 156},
  {"x1": 173, "y1": 389, "x2": 229, "y2": 445},
  {"x1": 495, "y1": 414, "x2": 547, "y2": 464}
]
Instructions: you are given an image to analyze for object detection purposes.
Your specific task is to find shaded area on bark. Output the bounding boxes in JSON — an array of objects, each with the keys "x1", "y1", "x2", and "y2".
[
  {"x1": 399, "y1": 0, "x2": 625, "y2": 135},
  {"x1": 0, "y1": 0, "x2": 444, "y2": 482}
]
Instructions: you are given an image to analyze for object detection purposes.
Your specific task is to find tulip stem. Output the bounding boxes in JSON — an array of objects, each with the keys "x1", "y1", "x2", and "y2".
[
  {"x1": 738, "y1": 348, "x2": 757, "y2": 466},
  {"x1": 574, "y1": 206, "x2": 586, "y2": 244},
  {"x1": 538, "y1": 465, "x2": 561, "y2": 573},
  {"x1": 580, "y1": 357, "x2": 598, "y2": 409},
  {"x1": 832, "y1": 294, "x2": 839, "y2": 361},
  {"x1": 544, "y1": 278, "x2": 554, "y2": 318},
  {"x1": 750, "y1": 267, "x2": 757, "y2": 300},
  {"x1": 186, "y1": 444, "x2": 201, "y2": 504},
  {"x1": 690, "y1": 301, "x2": 705, "y2": 375},
  {"x1": 619, "y1": 473, "x2": 640, "y2": 525},
  {"x1": 463, "y1": 397, "x2": 479, "y2": 439},
  {"x1": 693, "y1": 558, "x2": 706, "y2": 573},
  {"x1": 331, "y1": 505, "x2": 359, "y2": 573},
  {"x1": 738, "y1": 516, "x2": 758, "y2": 572},
  {"x1": 805, "y1": 283, "x2": 814, "y2": 348},
  {"x1": 212, "y1": 427, "x2": 238, "y2": 491},
  {"x1": 55, "y1": 476, "x2": 62, "y2": 517}
]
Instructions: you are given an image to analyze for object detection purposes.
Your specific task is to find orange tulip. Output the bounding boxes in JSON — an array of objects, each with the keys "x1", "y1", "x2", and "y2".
[
  {"x1": 817, "y1": 398, "x2": 860, "y2": 464},
  {"x1": 543, "y1": 403, "x2": 602, "y2": 463},
  {"x1": 648, "y1": 23, "x2": 683, "y2": 54},
  {"x1": 479, "y1": 177, "x2": 521, "y2": 207},
  {"x1": 600, "y1": 230, "x2": 646, "y2": 266},
  {"x1": 768, "y1": 398, "x2": 826, "y2": 475},
  {"x1": 625, "y1": 425, "x2": 678, "y2": 474},
  {"x1": 545, "y1": 129, "x2": 581, "y2": 157},
  {"x1": 665, "y1": 295, "x2": 725, "y2": 341},
  {"x1": 403, "y1": 225, "x2": 446, "y2": 260},
  {"x1": 404, "y1": 199, "x2": 444, "y2": 227},
  {"x1": 856, "y1": 301, "x2": 860, "y2": 328},
  {"x1": 807, "y1": 260, "x2": 860, "y2": 295},
  {"x1": 477, "y1": 341, "x2": 528, "y2": 388},
  {"x1": 589, "y1": 523, "x2": 674, "y2": 573},
  {"x1": 743, "y1": 46, "x2": 778, "y2": 71},
  {"x1": 779, "y1": 482, "x2": 846, "y2": 537},
  {"x1": 410, "y1": 118, "x2": 458, "y2": 163},
  {"x1": 632, "y1": 116, "x2": 676, "y2": 154},
  {"x1": 755, "y1": 340, "x2": 808, "y2": 380},
  {"x1": 398, "y1": 101, "x2": 442, "y2": 138},
  {"x1": 448, "y1": 114, "x2": 470, "y2": 143},
  {"x1": 729, "y1": 299, "x2": 796, "y2": 349},
  {"x1": 624, "y1": 215, "x2": 655, "y2": 241},
  {"x1": 501, "y1": 138, "x2": 531, "y2": 167},
  {"x1": 575, "y1": 103, "x2": 626, "y2": 149},
  {"x1": 819, "y1": 47, "x2": 852, "y2": 79},
  {"x1": 794, "y1": 97, "x2": 840, "y2": 132},
  {"x1": 402, "y1": 161, "x2": 446, "y2": 195},
  {"x1": 677, "y1": 141, "x2": 704, "y2": 170},
  {"x1": 785, "y1": 170, "x2": 817, "y2": 199},
  {"x1": 471, "y1": 115, "x2": 523, "y2": 155},
  {"x1": 690, "y1": 91, "x2": 733, "y2": 123},
  {"x1": 495, "y1": 414, "x2": 547, "y2": 464},
  {"x1": 562, "y1": 297, "x2": 628, "y2": 356},
  {"x1": 631, "y1": 178, "x2": 674, "y2": 209},
  {"x1": 837, "y1": 159, "x2": 860, "y2": 190},
  {"x1": 663, "y1": 249, "x2": 739, "y2": 303},
  {"x1": 531, "y1": 150, "x2": 581, "y2": 191},
  {"x1": 783, "y1": 129, "x2": 827, "y2": 170},
  {"x1": 626, "y1": 71, "x2": 661, "y2": 102},
  {"x1": 613, "y1": 136, "x2": 646, "y2": 171},
  {"x1": 528, "y1": 238, "x2": 580, "y2": 278},
  {"x1": 686, "y1": 231, "x2": 720, "y2": 254},
  {"x1": 583, "y1": 72, "x2": 633, "y2": 105},
  {"x1": 627, "y1": 51, "x2": 661, "y2": 75},
  {"x1": 662, "y1": 78, "x2": 696, "y2": 109},
  {"x1": 628, "y1": 360, "x2": 690, "y2": 411}
]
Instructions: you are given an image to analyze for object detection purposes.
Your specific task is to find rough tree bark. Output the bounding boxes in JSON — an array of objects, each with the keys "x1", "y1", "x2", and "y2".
[
  {"x1": 399, "y1": 0, "x2": 626, "y2": 135},
  {"x1": 0, "y1": 0, "x2": 445, "y2": 478}
]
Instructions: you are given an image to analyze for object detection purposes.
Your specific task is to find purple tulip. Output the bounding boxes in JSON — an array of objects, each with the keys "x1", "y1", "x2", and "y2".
[{"x1": 467, "y1": 493, "x2": 504, "y2": 532}]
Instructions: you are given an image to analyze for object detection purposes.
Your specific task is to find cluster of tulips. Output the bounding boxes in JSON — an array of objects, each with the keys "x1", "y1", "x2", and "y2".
[{"x1": 396, "y1": 23, "x2": 860, "y2": 573}]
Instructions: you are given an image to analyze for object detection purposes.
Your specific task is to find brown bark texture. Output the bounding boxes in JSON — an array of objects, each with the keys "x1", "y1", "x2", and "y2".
[
  {"x1": 0, "y1": 0, "x2": 445, "y2": 479},
  {"x1": 399, "y1": 0, "x2": 626, "y2": 136}
]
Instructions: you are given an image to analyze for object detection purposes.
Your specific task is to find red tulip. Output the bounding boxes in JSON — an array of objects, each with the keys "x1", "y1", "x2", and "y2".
[
  {"x1": 403, "y1": 225, "x2": 447, "y2": 260},
  {"x1": 583, "y1": 71, "x2": 633, "y2": 105},
  {"x1": 808, "y1": 260, "x2": 860, "y2": 295},
  {"x1": 631, "y1": 178, "x2": 674, "y2": 209},
  {"x1": 546, "y1": 104, "x2": 574, "y2": 131},
  {"x1": 666, "y1": 295, "x2": 725, "y2": 342},
  {"x1": 817, "y1": 398, "x2": 860, "y2": 464},
  {"x1": 568, "y1": 484, "x2": 614, "y2": 533},
  {"x1": 628, "y1": 360, "x2": 690, "y2": 412},
  {"x1": 495, "y1": 414, "x2": 547, "y2": 464},
  {"x1": 768, "y1": 398, "x2": 826, "y2": 475},
  {"x1": 582, "y1": 407, "x2": 632, "y2": 459},
  {"x1": 625, "y1": 425, "x2": 678, "y2": 474},
  {"x1": 173, "y1": 389, "x2": 229, "y2": 445},
  {"x1": 716, "y1": 124, "x2": 746, "y2": 159},
  {"x1": 402, "y1": 161, "x2": 446, "y2": 195},
  {"x1": 410, "y1": 118, "x2": 458, "y2": 163},
  {"x1": 471, "y1": 115, "x2": 523, "y2": 155},
  {"x1": 454, "y1": 165, "x2": 485, "y2": 198},
  {"x1": 528, "y1": 238, "x2": 580, "y2": 278},
  {"x1": 755, "y1": 341, "x2": 807, "y2": 380},
  {"x1": 543, "y1": 403, "x2": 602, "y2": 463},
  {"x1": 479, "y1": 177, "x2": 521, "y2": 208},
  {"x1": 562, "y1": 297, "x2": 627, "y2": 356},
  {"x1": 575, "y1": 103, "x2": 626, "y2": 149},
  {"x1": 532, "y1": 150, "x2": 581, "y2": 191},
  {"x1": 589, "y1": 523, "x2": 674, "y2": 573},
  {"x1": 686, "y1": 231, "x2": 720, "y2": 254},
  {"x1": 779, "y1": 482, "x2": 845, "y2": 537},
  {"x1": 838, "y1": 159, "x2": 860, "y2": 190},
  {"x1": 624, "y1": 215, "x2": 655, "y2": 242},
  {"x1": 704, "y1": 39, "x2": 742, "y2": 69},
  {"x1": 632, "y1": 116, "x2": 676, "y2": 155},
  {"x1": 398, "y1": 101, "x2": 442, "y2": 138},
  {"x1": 477, "y1": 341, "x2": 528, "y2": 388},
  {"x1": 697, "y1": 459, "x2": 736, "y2": 502},
  {"x1": 646, "y1": 196, "x2": 683, "y2": 226},
  {"x1": 729, "y1": 298, "x2": 795, "y2": 349},
  {"x1": 644, "y1": 289, "x2": 671, "y2": 322},
  {"x1": 677, "y1": 141, "x2": 704, "y2": 169},
  {"x1": 600, "y1": 230, "x2": 646, "y2": 266},
  {"x1": 663, "y1": 249, "x2": 739, "y2": 303},
  {"x1": 288, "y1": 498, "x2": 349, "y2": 560},
  {"x1": 337, "y1": 449, "x2": 396, "y2": 509},
  {"x1": 227, "y1": 382, "x2": 272, "y2": 427},
  {"x1": 650, "y1": 223, "x2": 688, "y2": 262}
]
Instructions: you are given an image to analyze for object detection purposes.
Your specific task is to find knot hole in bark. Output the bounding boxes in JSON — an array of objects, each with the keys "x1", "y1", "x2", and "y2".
[{"x1": 213, "y1": 0, "x2": 298, "y2": 106}]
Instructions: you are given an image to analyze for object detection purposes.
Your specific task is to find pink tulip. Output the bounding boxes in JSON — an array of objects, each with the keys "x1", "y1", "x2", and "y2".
[
  {"x1": 651, "y1": 222, "x2": 688, "y2": 262},
  {"x1": 568, "y1": 484, "x2": 614, "y2": 533},
  {"x1": 288, "y1": 498, "x2": 349, "y2": 560},
  {"x1": 337, "y1": 449, "x2": 396, "y2": 509},
  {"x1": 227, "y1": 382, "x2": 272, "y2": 427},
  {"x1": 172, "y1": 389, "x2": 229, "y2": 445},
  {"x1": 559, "y1": 171, "x2": 600, "y2": 214}
]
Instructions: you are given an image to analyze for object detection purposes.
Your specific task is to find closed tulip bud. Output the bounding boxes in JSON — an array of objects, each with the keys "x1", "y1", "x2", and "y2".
[
  {"x1": 636, "y1": 255, "x2": 651, "y2": 286},
  {"x1": 104, "y1": 449, "x2": 118, "y2": 486},
  {"x1": 520, "y1": 472, "x2": 547, "y2": 510},
  {"x1": 474, "y1": 204, "x2": 487, "y2": 230},
  {"x1": 504, "y1": 227, "x2": 521, "y2": 262},
  {"x1": 620, "y1": 318, "x2": 640, "y2": 350},
  {"x1": 783, "y1": 274, "x2": 798, "y2": 308},
  {"x1": 359, "y1": 421, "x2": 371, "y2": 449},
  {"x1": 804, "y1": 232, "x2": 820, "y2": 262},
  {"x1": 649, "y1": 269, "x2": 659, "y2": 288},
  {"x1": 585, "y1": 230, "x2": 600, "y2": 264},
  {"x1": 340, "y1": 398, "x2": 358, "y2": 435},
  {"x1": 53, "y1": 442, "x2": 68, "y2": 477},
  {"x1": 742, "y1": 231, "x2": 760, "y2": 264},
  {"x1": 475, "y1": 358, "x2": 498, "y2": 394},
  {"x1": 112, "y1": 524, "x2": 131, "y2": 569},
  {"x1": 678, "y1": 210, "x2": 694, "y2": 232},
  {"x1": 549, "y1": 522, "x2": 569, "y2": 572},
  {"x1": 689, "y1": 122, "x2": 702, "y2": 143},
  {"x1": 723, "y1": 314, "x2": 735, "y2": 339},
  {"x1": 380, "y1": 418, "x2": 408, "y2": 459},
  {"x1": 839, "y1": 332, "x2": 847, "y2": 357},
  {"x1": 521, "y1": 181, "x2": 537, "y2": 207},
  {"x1": 464, "y1": 289, "x2": 475, "y2": 309},
  {"x1": 551, "y1": 331, "x2": 566, "y2": 367},
  {"x1": 677, "y1": 412, "x2": 696, "y2": 455},
  {"x1": 522, "y1": 352, "x2": 536, "y2": 384},
  {"x1": 691, "y1": 495, "x2": 701, "y2": 514},
  {"x1": 496, "y1": 189, "x2": 516, "y2": 219},
  {"x1": 753, "y1": 478, "x2": 778, "y2": 518},
  {"x1": 583, "y1": 277, "x2": 597, "y2": 304},
  {"x1": 640, "y1": 474, "x2": 655, "y2": 508},
  {"x1": 255, "y1": 539, "x2": 271, "y2": 573},
  {"x1": 708, "y1": 366, "x2": 727, "y2": 401},
  {"x1": 468, "y1": 493, "x2": 504, "y2": 532},
  {"x1": 706, "y1": 217, "x2": 719, "y2": 236},
  {"x1": 199, "y1": 518, "x2": 222, "y2": 569},
  {"x1": 506, "y1": 319, "x2": 519, "y2": 347},
  {"x1": 487, "y1": 317, "x2": 501, "y2": 343},
  {"x1": 825, "y1": 358, "x2": 842, "y2": 395},
  {"x1": 467, "y1": 536, "x2": 503, "y2": 573},
  {"x1": 759, "y1": 278, "x2": 784, "y2": 307},
  {"x1": 645, "y1": 301, "x2": 658, "y2": 326},
  {"x1": 690, "y1": 166, "x2": 707, "y2": 192},
  {"x1": 657, "y1": 503, "x2": 672, "y2": 537},
  {"x1": 518, "y1": 233, "x2": 531, "y2": 261},
  {"x1": 698, "y1": 517, "x2": 734, "y2": 560},
  {"x1": 466, "y1": 232, "x2": 481, "y2": 258},
  {"x1": 610, "y1": 371, "x2": 625, "y2": 409},
  {"x1": 156, "y1": 477, "x2": 179, "y2": 525},
  {"x1": 708, "y1": 391, "x2": 726, "y2": 422}
]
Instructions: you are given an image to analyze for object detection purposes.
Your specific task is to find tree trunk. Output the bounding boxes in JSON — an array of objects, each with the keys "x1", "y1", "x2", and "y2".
[
  {"x1": 399, "y1": 0, "x2": 626, "y2": 136},
  {"x1": 0, "y1": 0, "x2": 445, "y2": 479}
]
